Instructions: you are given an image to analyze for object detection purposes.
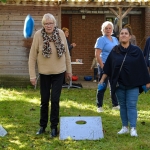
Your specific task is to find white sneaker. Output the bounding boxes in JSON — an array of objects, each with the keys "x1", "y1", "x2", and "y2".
[
  {"x1": 130, "y1": 127, "x2": 138, "y2": 137},
  {"x1": 112, "y1": 105, "x2": 120, "y2": 110},
  {"x1": 97, "y1": 107, "x2": 103, "y2": 112},
  {"x1": 118, "y1": 126, "x2": 129, "y2": 134},
  {"x1": 93, "y1": 80, "x2": 97, "y2": 82}
]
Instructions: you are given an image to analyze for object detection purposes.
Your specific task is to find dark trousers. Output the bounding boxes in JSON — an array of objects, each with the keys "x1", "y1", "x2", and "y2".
[
  {"x1": 94, "y1": 68, "x2": 98, "y2": 80},
  {"x1": 63, "y1": 71, "x2": 66, "y2": 84},
  {"x1": 39, "y1": 72, "x2": 64, "y2": 129},
  {"x1": 96, "y1": 66, "x2": 118, "y2": 107}
]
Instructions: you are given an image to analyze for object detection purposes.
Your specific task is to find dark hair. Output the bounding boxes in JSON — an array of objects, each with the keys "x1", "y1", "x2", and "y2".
[
  {"x1": 113, "y1": 28, "x2": 131, "y2": 54},
  {"x1": 120, "y1": 27, "x2": 132, "y2": 35},
  {"x1": 123, "y1": 24, "x2": 133, "y2": 35}
]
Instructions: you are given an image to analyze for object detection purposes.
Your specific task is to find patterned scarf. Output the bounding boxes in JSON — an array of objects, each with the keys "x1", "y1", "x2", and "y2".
[{"x1": 41, "y1": 27, "x2": 65, "y2": 58}]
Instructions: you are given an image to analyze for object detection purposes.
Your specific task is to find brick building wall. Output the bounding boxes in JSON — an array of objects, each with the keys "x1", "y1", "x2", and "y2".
[
  {"x1": 145, "y1": 7, "x2": 150, "y2": 38},
  {"x1": 130, "y1": 15, "x2": 143, "y2": 48},
  {"x1": 145, "y1": 8, "x2": 150, "y2": 41},
  {"x1": 71, "y1": 14, "x2": 104, "y2": 79},
  {"x1": 70, "y1": 13, "x2": 144, "y2": 79},
  {"x1": 129, "y1": 9, "x2": 147, "y2": 50}
]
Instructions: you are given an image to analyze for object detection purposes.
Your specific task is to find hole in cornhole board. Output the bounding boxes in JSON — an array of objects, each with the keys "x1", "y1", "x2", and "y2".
[{"x1": 76, "y1": 120, "x2": 87, "y2": 125}]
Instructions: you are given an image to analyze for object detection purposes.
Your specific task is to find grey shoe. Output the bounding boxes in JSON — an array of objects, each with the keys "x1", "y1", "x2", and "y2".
[
  {"x1": 118, "y1": 126, "x2": 129, "y2": 134},
  {"x1": 130, "y1": 127, "x2": 138, "y2": 137},
  {"x1": 112, "y1": 105, "x2": 120, "y2": 110},
  {"x1": 97, "y1": 107, "x2": 103, "y2": 112}
]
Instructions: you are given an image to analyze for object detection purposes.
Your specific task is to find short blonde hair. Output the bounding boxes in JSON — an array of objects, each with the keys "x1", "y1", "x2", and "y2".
[
  {"x1": 62, "y1": 27, "x2": 69, "y2": 33},
  {"x1": 41, "y1": 13, "x2": 56, "y2": 27},
  {"x1": 101, "y1": 21, "x2": 114, "y2": 36}
]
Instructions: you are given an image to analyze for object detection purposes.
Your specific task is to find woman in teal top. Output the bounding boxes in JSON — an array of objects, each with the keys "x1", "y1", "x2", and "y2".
[{"x1": 95, "y1": 21, "x2": 119, "y2": 112}]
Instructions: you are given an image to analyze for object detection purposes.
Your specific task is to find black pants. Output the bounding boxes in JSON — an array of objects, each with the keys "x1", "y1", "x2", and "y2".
[
  {"x1": 63, "y1": 71, "x2": 66, "y2": 84},
  {"x1": 39, "y1": 72, "x2": 64, "y2": 129},
  {"x1": 96, "y1": 65, "x2": 118, "y2": 107},
  {"x1": 93, "y1": 68, "x2": 98, "y2": 80}
]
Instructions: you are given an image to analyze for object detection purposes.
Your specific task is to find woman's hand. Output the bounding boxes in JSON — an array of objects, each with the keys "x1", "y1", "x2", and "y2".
[
  {"x1": 146, "y1": 83, "x2": 150, "y2": 89},
  {"x1": 99, "y1": 74, "x2": 108, "y2": 84},
  {"x1": 30, "y1": 78, "x2": 36, "y2": 86},
  {"x1": 71, "y1": 43, "x2": 76, "y2": 48},
  {"x1": 99, "y1": 79, "x2": 104, "y2": 84},
  {"x1": 66, "y1": 73, "x2": 72, "y2": 81},
  {"x1": 100, "y1": 63, "x2": 104, "y2": 69}
]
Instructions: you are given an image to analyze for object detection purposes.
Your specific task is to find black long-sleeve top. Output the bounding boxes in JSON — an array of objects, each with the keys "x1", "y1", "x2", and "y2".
[{"x1": 143, "y1": 37, "x2": 150, "y2": 67}]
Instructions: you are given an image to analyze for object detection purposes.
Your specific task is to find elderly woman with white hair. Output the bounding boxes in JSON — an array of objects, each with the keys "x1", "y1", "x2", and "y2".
[
  {"x1": 28, "y1": 13, "x2": 72, "y2": 137},
  {"x1": 95, "y1": 21, "x2": 119, "y2": 112}
]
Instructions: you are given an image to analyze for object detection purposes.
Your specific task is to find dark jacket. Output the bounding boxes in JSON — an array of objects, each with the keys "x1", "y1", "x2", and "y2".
[
  {"x1": 66, "y1": 38, "x2": 73, "y2": 54},
  {"x1": 103, "y1": 44, "x2": 150, "y2": 94},
  {"x1": 143, "y1": 37, "x2": 150, "y2": 67}
]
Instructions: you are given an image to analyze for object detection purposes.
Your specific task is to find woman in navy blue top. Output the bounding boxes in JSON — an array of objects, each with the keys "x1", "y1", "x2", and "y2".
[
  {"x1": 94, "y1": 21, "x2": 119, "y2": 113},
  {"x1": 100, "y1": 28, "x2": 150, "y2": 137}
]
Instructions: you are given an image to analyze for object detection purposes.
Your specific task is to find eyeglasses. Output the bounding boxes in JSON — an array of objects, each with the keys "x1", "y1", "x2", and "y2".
[{"x1": 44, "y1": 23, "x2": 54, "y2": 27}]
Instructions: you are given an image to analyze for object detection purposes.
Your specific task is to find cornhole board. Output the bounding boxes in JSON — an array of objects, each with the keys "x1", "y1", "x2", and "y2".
[
  {"x1": 59, "y1": 116, "x2": 104, "y2": 140},
  {"x1": 0, "y1": 125, "x2": 7, "y2": 137}
]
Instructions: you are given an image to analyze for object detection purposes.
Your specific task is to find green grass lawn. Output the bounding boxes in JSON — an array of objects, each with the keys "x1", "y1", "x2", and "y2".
[{"x1": 0, "y1": 87, "x2": 150, "y2": 150}]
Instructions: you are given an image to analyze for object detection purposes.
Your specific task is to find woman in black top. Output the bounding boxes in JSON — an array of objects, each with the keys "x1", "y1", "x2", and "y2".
[
  {"x1": 143, "y1": 37, "x2": 150, "y2": 74},
  {"x1": 99, "y1": 28, "x2": 150, "y2": 137}
]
